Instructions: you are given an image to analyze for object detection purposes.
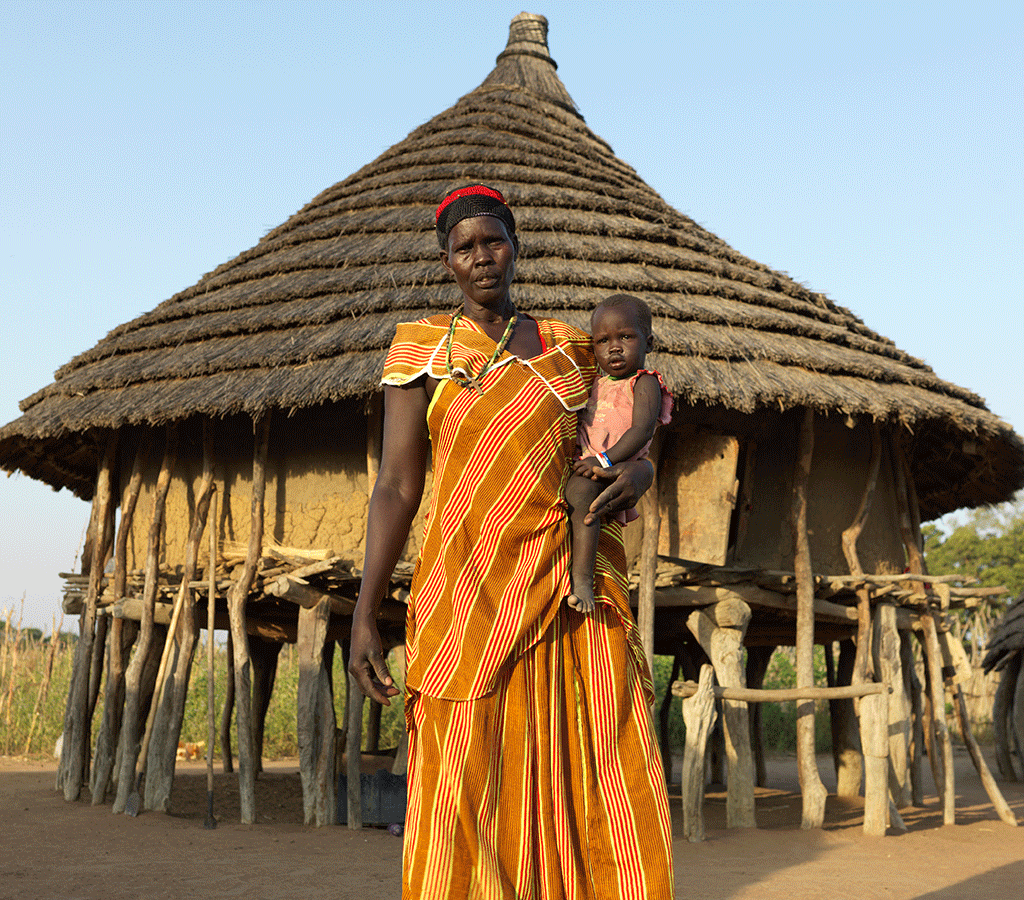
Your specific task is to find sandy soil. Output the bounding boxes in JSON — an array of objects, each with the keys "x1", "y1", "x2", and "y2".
[{"x1": 1, "y1": 748, "x2": 1021, "y2": 900}]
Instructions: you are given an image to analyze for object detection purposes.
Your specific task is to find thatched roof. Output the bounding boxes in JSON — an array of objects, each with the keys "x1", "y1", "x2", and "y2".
[
  {"x1": 2, "y1": 13, "x2": 1022, "y2": 517},
  {"x1": 982, "y1": 591, "x2": 1024, "y2": 673}
]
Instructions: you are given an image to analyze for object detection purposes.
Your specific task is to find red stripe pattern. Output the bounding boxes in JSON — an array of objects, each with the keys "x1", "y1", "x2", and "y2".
[{"x1": 383, "y1": 316, "x2": 674, "y2": 898}]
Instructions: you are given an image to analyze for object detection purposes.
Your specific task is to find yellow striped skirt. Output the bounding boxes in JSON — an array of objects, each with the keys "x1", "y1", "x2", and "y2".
[{"x1": 403, "y1": 604, "x2": 675, "y2": 899}]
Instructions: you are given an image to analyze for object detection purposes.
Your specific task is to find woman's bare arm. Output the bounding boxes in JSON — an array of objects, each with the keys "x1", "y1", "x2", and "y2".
[{"x1": 349, "y1": 381, "x2": 430, "y2": 704}]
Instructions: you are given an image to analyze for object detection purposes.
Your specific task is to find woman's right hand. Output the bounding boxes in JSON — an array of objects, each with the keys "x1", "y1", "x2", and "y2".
[{"x1": 349, "y1": 614, "x2": 400, "y2": 706}]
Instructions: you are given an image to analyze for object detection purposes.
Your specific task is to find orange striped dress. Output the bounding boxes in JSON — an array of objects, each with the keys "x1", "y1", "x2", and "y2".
[{"x1": 382, "y1": 314, "x2": 674, "y2": 899}]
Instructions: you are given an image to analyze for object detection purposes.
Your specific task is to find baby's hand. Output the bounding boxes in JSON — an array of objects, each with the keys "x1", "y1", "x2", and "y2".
[{"x1": 573, "y1": 456, "x2": 602, "y2": 477}]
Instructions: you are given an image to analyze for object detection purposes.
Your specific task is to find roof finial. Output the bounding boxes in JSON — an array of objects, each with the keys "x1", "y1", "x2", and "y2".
[{"x1": 496, "y1": 12, "x2": 557, "y2": 70}]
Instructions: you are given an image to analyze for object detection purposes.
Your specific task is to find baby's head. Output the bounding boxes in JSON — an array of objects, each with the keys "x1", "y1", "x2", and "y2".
[{"x1": 590, "y1": 294, "x2": 653, "y2": 378}]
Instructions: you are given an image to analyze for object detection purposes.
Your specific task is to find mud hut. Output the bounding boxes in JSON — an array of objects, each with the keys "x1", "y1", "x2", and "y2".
[{"x1": 1, "y1": 13, "x2": 1022, "y2": 830}]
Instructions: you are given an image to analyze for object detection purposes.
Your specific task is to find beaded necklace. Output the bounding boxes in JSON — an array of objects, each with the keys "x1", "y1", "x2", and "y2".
[{"x1": 445, "y1": 307, "x2": 518, "y2": 394}]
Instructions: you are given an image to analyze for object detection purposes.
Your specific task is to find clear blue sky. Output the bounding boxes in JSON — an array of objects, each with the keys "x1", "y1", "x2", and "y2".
[{"x1": 2, "y1": 0, "x2": 1021, "y2": 631}]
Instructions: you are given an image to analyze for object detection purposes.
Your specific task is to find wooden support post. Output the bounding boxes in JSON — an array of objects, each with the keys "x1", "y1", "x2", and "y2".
[
  {"x1": 745, "y1": 645, "x2": 774, "y2": 788},
  {"x1": 842, "y1": 423, "x2": 881, "y2": 691},
  {"x1": 250, "y1": 634, "x2": 283, "y2": 775},
  {"x1": 220, "y1": 632, "x2": 234, "y2": 774},
  {"x1": 901, "y1": 631, "x2": 926, "y2": 805},
  {"x1": 790, "y1": 408, "x2": 827, "y2": 829},
  {"x1": 146, "y1": 427, "x2": 216, "y2": 812},
  {"x1": 859, "y1": 690, "x2": 889, "y2": 836},
  {"x1": 391, "y1": 644, "x2": 409, "y2": 777},
  {"x1": 59, "y1": 436, "x2": 117, "y2": 801},
  {"x1": 686, "y1": 598, "x2": 755, "y2": 828},
  {"x1": 872, "y1": 603, "x2": 911, "y2": 807},
  {"x1": 830, "y1": 638, "x2": 862, "y2": 797},
  {"x1": 206, "y1": 489, "x2": 218, "y2": 826},
  {"x1": 113, "y1": 429, "x2": 177, "y2": 813},
  {"x1": 681, "y1": 665, "x2": 717, "y2": 842},
  {"x1": 638, "y1": 440, "x2": 662, "y2": 681},
  {"x1": 939, "y1": 629, "x2": 1018, "y2": 826},
  {"x1": 347, "y1": 669, "x2": 365, "y2": 830},
  {"x1": 227, "y1": 414, "x2": 270, "y2": 824},
  {"x1": 297, "y1": 597, "x2": 335, "y2": 826},
  {"x1": 920, "y1": 613, "x2": 955, "y2": 824}
]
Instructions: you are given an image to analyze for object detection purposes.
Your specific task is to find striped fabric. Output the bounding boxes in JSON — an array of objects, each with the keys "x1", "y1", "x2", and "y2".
[{"x1": 383, "y1": 316, "x2": 674, "y2": 899}]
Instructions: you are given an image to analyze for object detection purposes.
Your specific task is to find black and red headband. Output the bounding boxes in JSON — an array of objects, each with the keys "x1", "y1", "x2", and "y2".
[{"x1": 435, "y1": 185, "x2": 516, "y2": 250}]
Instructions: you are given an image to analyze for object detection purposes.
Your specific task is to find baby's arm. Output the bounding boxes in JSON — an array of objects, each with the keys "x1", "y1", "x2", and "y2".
[{"x1": 601, "y1": 373, "x2": 662, "y2": 464}]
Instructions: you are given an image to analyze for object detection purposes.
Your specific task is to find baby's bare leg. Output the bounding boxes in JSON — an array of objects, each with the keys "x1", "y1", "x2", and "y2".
[{"x1": 565, "y1": 473, "x2": 603, "y2": 613}]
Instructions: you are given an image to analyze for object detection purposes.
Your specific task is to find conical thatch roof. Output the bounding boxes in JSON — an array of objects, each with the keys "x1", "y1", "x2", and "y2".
[{"x1": 2, "y1": 13, "x2": 1022, "y2": 518}]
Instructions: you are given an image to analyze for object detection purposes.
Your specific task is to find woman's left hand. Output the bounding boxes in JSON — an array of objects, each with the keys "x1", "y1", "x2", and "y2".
[{"x1": 583, "y1": 458, "x2": 654, "y2": 525}]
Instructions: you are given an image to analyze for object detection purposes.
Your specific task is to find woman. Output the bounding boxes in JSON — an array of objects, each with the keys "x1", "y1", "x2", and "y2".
[{"x1": 350, "y1": 185, "x2": 674, "y2": 899}]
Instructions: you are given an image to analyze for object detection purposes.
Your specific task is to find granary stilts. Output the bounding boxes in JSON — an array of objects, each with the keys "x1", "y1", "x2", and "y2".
[
  {"x1": 900, "y1": 631, "x2": 926, "y2": 806},
  {"x1": 58, "y1": 436, "x2": 117, "y2": 801},
  {"x1": 250, "y1": 634, "x2": 283, "y2": 773},
  {"x1": 790, "y1": 408, "x2": 827, "y2": 829},
  {"x1": 92, "y1": 437, "x2": 148, "y2": 804},
  {"x1": 686, "y1": 596, "x2": 755, "y2": 827},
  {"x1": 826, "y1": 638, "x2": 861, "y2": 798},
  {"x1": 920, "y1": 611, "x2": 956, "y2": 823},
  {"x1": 220, "y1": 632, "x2": 234, "y2": 773},
  {"x1": 840, "y1": 421, "x2": 881, "y2": 796},
  {"x1": 638, "y1": 437, "x2": 662, "y2": 681},
  {"x1": 114, "y1": 427, "x2": 178, "y2": 813},
  {"x1": 681, "y1": 664, "x2": 717, "y2": 841},
  {"x1": 227, "y1": 414, "x2": 271, "y2": 824},
  {"x1": 145, "y1": 423, "x2": 216, "y2": 812},
  {"x1": 939, "y1": 629, "x2": 1017, "y2": 825},
  {"x1": 872, "y1": 603, "x2": 912, "y2": 808},
  {"x1": 745, "y1": 645, "x2": 774, "y2": 788},
  {"x1": 297, "y1": 597, "x2": 335, "y2": 826}
]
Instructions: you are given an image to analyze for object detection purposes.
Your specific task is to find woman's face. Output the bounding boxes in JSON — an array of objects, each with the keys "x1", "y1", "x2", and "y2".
[
  {"x1": 591, "y1": 304, "x2": 651, "y2": 378},
  {"x1": 440, "y1": 215, "x2": 519, "y2": 309}
]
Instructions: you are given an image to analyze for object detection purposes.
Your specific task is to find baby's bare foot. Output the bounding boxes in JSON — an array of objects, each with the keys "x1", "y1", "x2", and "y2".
[{"x1": 567, "y1": 591, "x2": 595, "y2": 614}]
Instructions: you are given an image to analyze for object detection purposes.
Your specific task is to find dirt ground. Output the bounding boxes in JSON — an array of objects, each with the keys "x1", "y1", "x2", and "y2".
[{"x1": 1, "y1": 748, "x2": 1021, "y2": 900}]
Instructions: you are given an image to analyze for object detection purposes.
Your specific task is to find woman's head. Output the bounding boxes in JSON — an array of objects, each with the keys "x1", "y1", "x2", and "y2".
[
  {"x1": 435, "y1": 185, "x2": 517, "y2": 251},
  {"x1": 590, "y1": 294, "x2": 653, "y2": 378},
  {"x1": 436, "y1": 185, "x2": 520, "y2": 311}
]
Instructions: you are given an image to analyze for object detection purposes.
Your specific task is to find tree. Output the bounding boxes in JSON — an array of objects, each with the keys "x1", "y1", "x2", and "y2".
[{"x1": 923, "y1": 494, "x2": 1024, "y2": 663}]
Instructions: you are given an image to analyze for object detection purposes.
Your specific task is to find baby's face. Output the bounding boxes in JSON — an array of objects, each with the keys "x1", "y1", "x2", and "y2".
[{"x1": 590, "y1": 305, "x2": 651, "y2": 378}]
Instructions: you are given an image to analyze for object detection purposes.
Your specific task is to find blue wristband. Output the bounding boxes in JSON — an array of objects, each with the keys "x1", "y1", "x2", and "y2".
[{"x1": 597, "y1": 452, "x2": 612, "y2": 469}]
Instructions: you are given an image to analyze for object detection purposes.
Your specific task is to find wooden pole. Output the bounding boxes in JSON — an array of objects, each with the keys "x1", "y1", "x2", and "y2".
[
  {"x1": 920, "y1": 613, "x2": 955, "y2": 824},
  {"x1": 686, "y1": 598, "x2": 755, "y2": 828},
  {"x1": 347, "y1": 668, "x2": 365, "y2": 830},
  {"x1": 939, "y1": 629, "x2": 1017, "y2": 826},
  {"x1": 829, "y1": 638, "x2": 862, "y2": 797},
  {"x1": 872, "y1": 603, "x2": 912, "y2": 807},
  {"x1": 91, "y1": 435, "x2": 147, "y2": 803},
  {"x1": 789, "y1": 408, "x2": 827, "y2": 829},
  {"x1": 227, "y1": 414, "x2": 271, "y2": 824},
  {"x1": 842, "y1": 422, "x2": 881, "y2": 691},
  {"x1": 59, "y1": 436, "x2": 118, "y2": 801},
  {"x1": 297, "y1": 597, "x2": 335, "y2": 825},
  {"x1": 638, "y1": 437, "x2": 662, "y2": 681},
  {"x1": 681, "y1": 664, "x2": 717, "y2": 841},
  {"x1": 859, "y1": 689, "x2": 889, "y2": 836},
  {"x1": 113, "y1": 428, "x2": 178, "y2": 813},
  {"x1": 146, "y1": 425, "x2": 216, "y2": 811},
  {"x1": 745, "y1": 645, "x2": 774, "y2": 788},
  {"x1": 205, "y1": 489, "x2": 218, "y2": 829},
  {"x1": 901, "y1": 631, "x2": 926, "y2": 806}
]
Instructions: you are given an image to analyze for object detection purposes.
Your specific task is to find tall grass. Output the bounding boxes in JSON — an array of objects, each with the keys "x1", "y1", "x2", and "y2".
[{"x1": 0, "y1": 605, "x2": 407, "y2": 761}]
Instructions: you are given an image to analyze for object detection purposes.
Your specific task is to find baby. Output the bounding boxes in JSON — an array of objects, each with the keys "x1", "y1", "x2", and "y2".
[{"x1": 566, "y1": 294, "x2": 673, "y2": 613}]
